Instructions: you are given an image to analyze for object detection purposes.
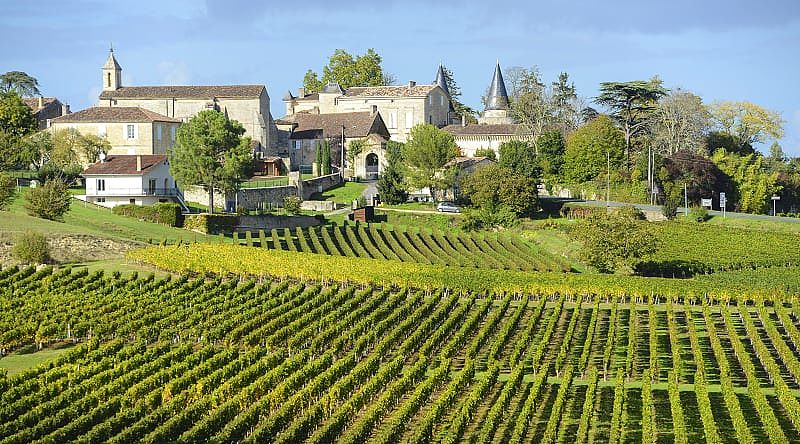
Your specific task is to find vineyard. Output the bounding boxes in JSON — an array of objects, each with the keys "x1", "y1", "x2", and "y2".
[
  {"x1": 231, "y1": 224, "x2": 572, "y2": 272},
  {"x1": 4, "y1": 266, "x2": 800, "y2": 442}
]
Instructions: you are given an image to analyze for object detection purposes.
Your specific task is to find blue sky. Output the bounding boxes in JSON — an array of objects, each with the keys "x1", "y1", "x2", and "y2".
[{"x1": 3, "y1": 0, "x2": 799, "y2": 154}]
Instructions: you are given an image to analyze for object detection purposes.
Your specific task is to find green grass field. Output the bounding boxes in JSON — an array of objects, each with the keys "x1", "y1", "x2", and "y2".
[
  {"x1": 0, "y1": 346, "x2": 72, "y2": 376},
  {"x1": 310, "y1": 181, "x2": 367, "y2": 204}
]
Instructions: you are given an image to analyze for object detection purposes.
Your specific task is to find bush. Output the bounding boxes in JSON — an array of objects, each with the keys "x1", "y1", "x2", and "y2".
[
  {"x1": 615, "y1": 205, "x2": 646, "y2": 220},
  {"x1": 686, "y1": 206, "x2": 710, "y2": 222},
  {"x1": 0, "y1": 172, "x2": 15, "y2": 210},
  {"x1": 112, "y1": 203, "x2": 183, "y2": 227},
  {"x1": 24, "y1": 179, "x2": 71, "y2": 221},
  {"x1": 560, "y1": 203, "x2": 603, "y2": 219},
  {"x1": 183, "y1": 214, "x2": 238, "y2": 234},
  {"x1": 283, "y1": 196, "x2": 302, "y2": 214},
  {"x1": 12, "y1": 230, "x2": 49, "y2": 264},
  {"x1": 571, "y1": 212, "x2": 659, "y2": 274},
  {"x1": 461, "y1": 207, "x2": 519, "y2": 231}
]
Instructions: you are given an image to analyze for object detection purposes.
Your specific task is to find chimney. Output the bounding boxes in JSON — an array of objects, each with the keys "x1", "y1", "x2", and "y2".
[
  {"x1": 407, "y1": 80, "x2": 416, "y2": 88},
  {"x1": 61, "y1": 104, "x2": 70, "y2": 116},
  {"x1": 136, "y1": 155, "x2": 142, "y2": 172},
  {"x1": 461, "y1": 114, "x2": 466, "y2": 127},
  {"x1": 297, "y1": 87, "x2": 305, "y2": 97},
  {"x1": 37, "y1": 97, "x2": 43, "y2": 109},
  {"x1": 371, "y1": 105, "x2": 378, "y2": 117}
]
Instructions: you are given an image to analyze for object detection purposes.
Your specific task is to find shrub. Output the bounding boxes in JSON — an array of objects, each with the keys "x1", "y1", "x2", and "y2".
[
  {"x1": 687, "y1": 206, "x2": 710, "y2": 223},
  {"x1": 112, "y1": 203, "x2": 183, "y2": 227},
  {"x1": 461, "y1": 207, "x2": 519, "y2": 231},
  {"x1": 283, "y1": 196, "x2": 302, "y2": 214},
  {"x1": 615, "y1": 205, "x2": 646, "y2": 221},
  {"x1": 571, "y1": 212, "x2": 659, "y2": 274},
  {"x1": 24, "y1": 179, "x2": 71, "y2": 221},
  {"x1": 0, "y1": 172, "x2": 15, "y2": 210},
  {"x1": 560, "y1": 203, "x2": 603, "y2": 219},
  {"x1": 183, "y1": 214, "x2": 238, "y2": 234},
  {"x1": 12, "y1": 230, "x2": 49, "y2": 264}
]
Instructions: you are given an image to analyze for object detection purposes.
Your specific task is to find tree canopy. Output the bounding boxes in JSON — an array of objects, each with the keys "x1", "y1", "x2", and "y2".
[
  {"x1": 460, "y1": 163, "x2": 538, "y2": 217},
  {"x1": 709, "y1": 101, "x2": 784, "y2": 148},
  {"x1": 572, "y1": 211, "x2": 659, "y2": 273},
  {"x1": 169, "y1": 110, "x2": 253, "y2": 213},
  {"x1": 498, "y1": 140, "x2": 540, "y2": 180},
  {"x1": 376, "y1": 140, "x2": 408, "y2": 204},
  {"x1": 440, "y1": 65, "x2": 477, "y2": 121},
  {"x1": 303, "y1": 49, "x2": 391, "y2": 92},
  {"x1": 0, "y1": 71, "x2": 40, "y2": 97},
  {"x1": 563, "y1": 115, "x2": 625, "y2": 184},
  {"x1": 649, "y1": 89, "x2": 709, "y2": 156},
  {"x1": 401, "y1": 124, "x2": 459, "y2": 200}
]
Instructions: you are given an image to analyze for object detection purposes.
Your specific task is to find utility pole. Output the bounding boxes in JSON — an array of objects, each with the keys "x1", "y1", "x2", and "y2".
[
  {"x1": 684, "y1": 182, "x2": 688, "y2": 217},
  {"x1": 647, "y1": 146, "x2": 652, "y2": 205},
  {"x1": 340, "y1": 125, "x2": 345, "y2": 179}
]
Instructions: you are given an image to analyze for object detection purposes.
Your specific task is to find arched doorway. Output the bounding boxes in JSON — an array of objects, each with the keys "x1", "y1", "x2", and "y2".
[{"x1": 365, "y1": 153, "x2": 379, "y2": 180}]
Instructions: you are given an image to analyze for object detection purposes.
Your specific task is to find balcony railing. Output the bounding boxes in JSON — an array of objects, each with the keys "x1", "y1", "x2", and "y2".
[{"x1": 87, "y1": 187, "x2": 182, "y2": 197}]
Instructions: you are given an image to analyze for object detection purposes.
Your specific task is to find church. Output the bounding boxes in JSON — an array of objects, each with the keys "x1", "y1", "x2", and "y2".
[{"x1": 96, "y1": 49, "x2": 276, "y2": 154}]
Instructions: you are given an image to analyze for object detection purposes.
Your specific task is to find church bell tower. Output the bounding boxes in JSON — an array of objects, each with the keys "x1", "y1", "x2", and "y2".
[{"x1": 102, "y1": 47, "x2": 122, "y2": 92}]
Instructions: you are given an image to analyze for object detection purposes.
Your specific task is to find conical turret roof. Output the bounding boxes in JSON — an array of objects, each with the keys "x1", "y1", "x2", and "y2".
[
  {"x1": 434, "y1": 64, "x2": 450, "y2": 97},
  {"x1": 103, "y1": 48, "x2": 121, "y2": 70},
  {"x1": 485, "y1": 62, "x2": 509, "y2": 111}
]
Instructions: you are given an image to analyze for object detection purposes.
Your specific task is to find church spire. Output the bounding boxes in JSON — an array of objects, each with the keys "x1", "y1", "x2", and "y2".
[
  {"x1": 434, "y1": 64, "x2": 450, "y2": 97},
  {"x1": 485, "y1": 61, "x2": 509, "y2": 111},
  {"x1": 102, "y1": 47, "x2": 122, "y2": 92}
]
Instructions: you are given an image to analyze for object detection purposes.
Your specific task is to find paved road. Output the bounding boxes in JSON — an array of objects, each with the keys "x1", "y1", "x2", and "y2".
[{"x1": 574, "y1": 199, "x2": 800, "y2": 223}]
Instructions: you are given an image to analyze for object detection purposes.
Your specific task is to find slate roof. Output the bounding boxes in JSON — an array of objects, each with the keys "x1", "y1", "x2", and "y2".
[
  {"x1": 51, "y1": 107, "x2": 181, "y2": 123},
  {"x1": 99, "y1": 85, "x2": 265, "y2": 100},
  {"x1": 289, "y1": 112, "x2": 389, "y2": 140},
  {"x1": 343, "y1": 84, "x2": 437, "y2": 98},
  {"x1": 82, "y1": 155, "x2": 167, "y2": 176},
  {"x1": 486, "y1": 63, "x2": 511, "y2": 111},
  {"x1": 103, "y1": 50, "x2": 122, "y2": 70},
  {"x1": 442, "y1": 123, "x2": 520, "y2": 136}
]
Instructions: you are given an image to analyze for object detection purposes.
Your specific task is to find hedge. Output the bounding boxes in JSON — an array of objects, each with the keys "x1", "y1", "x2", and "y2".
[
  {"x1": 112, "y1": 203, "x2": 183, "y2": 227},
  {"x1": 183, "y1": 214, "x2": 239, "y2": 234}
]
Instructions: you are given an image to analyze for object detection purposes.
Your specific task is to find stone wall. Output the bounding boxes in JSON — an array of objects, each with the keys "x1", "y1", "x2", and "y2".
[
  {"x1": 236, "y1": 214, "x2": 322, "y2": 232},
  {"x1": 300, "y1": 200, "x2": 336, "y2": 212},
  {"x1": 301, "y1": 173, "x2": 342, "y2": 200},
  {"x1": 236, "y1": 186, "x2": 297, "y2": 210}
]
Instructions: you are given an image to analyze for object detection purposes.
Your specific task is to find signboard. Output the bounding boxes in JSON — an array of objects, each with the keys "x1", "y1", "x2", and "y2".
[
  {"x1": 719, "y1": 192, "x2": 726, "y2": 207},
  {"x1": 701, "y1": 198, "x2": 713, "y2": 208},
  {"x1": 772, "y1": 195, "x2": 781, "y2": 201}
]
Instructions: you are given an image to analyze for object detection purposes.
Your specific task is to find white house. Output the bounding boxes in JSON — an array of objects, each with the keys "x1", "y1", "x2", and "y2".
[{"x1": 80, "y1": 154, "x2": 187, "y2": 210}]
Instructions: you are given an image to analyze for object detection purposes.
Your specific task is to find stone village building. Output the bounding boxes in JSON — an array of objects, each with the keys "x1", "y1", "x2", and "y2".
[
  {"x1": 23, "y1": 97, "x2": 70, "y2": 129},
  {"x1": 96, "y1": 49, "x2": 276, "y2": 158}
]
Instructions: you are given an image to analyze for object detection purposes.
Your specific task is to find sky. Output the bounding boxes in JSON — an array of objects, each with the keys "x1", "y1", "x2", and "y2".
[{"x1": 2, "y1": 0, "x2": 800, "y2": 154}]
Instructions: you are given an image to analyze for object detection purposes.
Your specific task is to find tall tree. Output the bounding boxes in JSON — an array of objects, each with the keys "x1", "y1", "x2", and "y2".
[
  {"x1": 551, "y1": 72, "x2": 580, "y2": 134},
  {"x1": 537, "y1": 130, "x2": 566, "y2": 181},
  {"x1": 595, "y1": 78, "x2": 667, "y2": 168},
  {"x1": 401, "y1": 124, "x2": 459, "y2": 201},
  {"x1": 649, "y1": 89, "x2": 709, "y2": 156},
  {"x1": 461, "y1": 163, "x2": 538, "y2": 216},
  {"x1": 564, "y1": 115, "x2": 625, "y2": 184},
  {"x1": 440, "y1": 65, "x2": 477, "y2": 122},
  {"x1": 498, "y1": 140, "x2": 540, "y2": 180},
  {"x1": 709, "y1": 101, "x2": 784, "y2": 148},
  {"x1": 0, "y1": 92, "x2": 37, "y2": 138},
  {"x1": 169, "y1": 110, "x2": 253, "y2": 213},
  {"x1": 0, "y1": 71, "x2": 41, "y2": 97},
  {"x1": 376, "y1": 140, "x2": 408, "y2": 204},
  {"x1": 303, "y1": 49, "x2": 389, "y2": 92},
  {"x1": 711, "y1": 149, "x2": 779, "y2": 214}
]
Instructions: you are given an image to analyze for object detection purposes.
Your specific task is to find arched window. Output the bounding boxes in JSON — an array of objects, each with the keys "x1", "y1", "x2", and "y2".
[{"x1": 107, "y1": 72, "x2": 111, "y2": 87}]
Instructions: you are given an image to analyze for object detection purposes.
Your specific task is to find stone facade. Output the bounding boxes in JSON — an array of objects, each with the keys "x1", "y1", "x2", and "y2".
[
  {"x1": 50, "y1": 107, "x2": 181, "y2": 158},
  {"x1": 23, "y1": 97, "x2": 69, "y2": 129},
  {"x1": 96, "y1": 49, "x2": 275, "y2": 150}
]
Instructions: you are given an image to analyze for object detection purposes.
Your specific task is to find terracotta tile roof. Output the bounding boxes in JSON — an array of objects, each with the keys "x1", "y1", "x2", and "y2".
[
  {"x1": 99, "y1": 85, "x2": 265, "y2": 100},
  {"x1": 343, "y1": 84, "x2": 437, "y2": 98},
  {"x1": 82, "y1": 155, "x2": 167, "y2": 176},
  {"x1": 289, "y1": 112, "x2": 389, "y2": 140},
  {"x1": 445, "y1": 156, "x2": 492, "y2": 169},
  {"x1": 442, "y1": 123, "x2": 521, "y2": 136},
  {"x1": 51, "y1": 107, "x2": 181, "y2": 123},
  {"x1": 22, "y1": 97, "x2": 59, "y2": 112}
]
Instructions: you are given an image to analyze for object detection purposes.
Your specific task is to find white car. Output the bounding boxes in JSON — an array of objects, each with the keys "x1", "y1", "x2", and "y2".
[{"x1": 436, "y1": 202, "x2": 460, "y2": 213}]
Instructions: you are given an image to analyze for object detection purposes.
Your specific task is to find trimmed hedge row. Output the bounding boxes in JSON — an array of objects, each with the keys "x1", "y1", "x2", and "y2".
[
  {"x1": 112, "y1": 203, "x2": 183, "y2": 227},
  {"x1": 183, "y1": 214, "x2": 238, "y2": 234}
]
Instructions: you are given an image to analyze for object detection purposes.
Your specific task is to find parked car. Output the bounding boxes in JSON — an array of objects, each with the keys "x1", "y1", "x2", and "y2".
[{"x1": 436, "y1": 202, "x2": 460, "y2": 213}]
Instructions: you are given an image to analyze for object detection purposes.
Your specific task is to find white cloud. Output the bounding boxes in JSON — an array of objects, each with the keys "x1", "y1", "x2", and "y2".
[{"x1": 157, "y1": 61, "x2": 190, "y2": 85}]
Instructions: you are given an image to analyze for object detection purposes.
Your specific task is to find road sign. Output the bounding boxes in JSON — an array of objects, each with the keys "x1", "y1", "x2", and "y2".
[
  {"x1": 719, "y1": 192, "x2": 726, "y2": 206},
  {"x1": 772, "y1": 195, "x2": 781, "y2": 201},
  {"x1": 701, "y1": 198, "x2": 712, "y2": 208}
]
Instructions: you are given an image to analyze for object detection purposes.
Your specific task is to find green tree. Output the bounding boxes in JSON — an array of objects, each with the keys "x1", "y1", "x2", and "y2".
[
  {"x1": 16, "y1": 130, "x2": 53, "y2": 172},
  {"x1": 315, "y1": 140, "x2": 323, "y2": 176},
  {"x1": 401, "y1": 124, "x2": 459, "y2": 201},
  {"x1": 303, "y1": 49, "x2": 389, "y2": 92},
  {"x1": 595, "y1": 78, "x2": 667, "y2": 168},
  {"x1": 24, "y1": 179, "x2": 71, "y2": 221},
  {"x1": 473, "y1": 147, "x2": 496, "y2": 161},
  {"x1": 11, "y1": 230, "x2": 49, "y2": 264},
  {"x1": 0, "y1": 71, "x2": 41, "y2": 97},
  {"x1": 440, "y1": 65, "x2": 477, "y2": 122},
  {"x1": 322, "y1": 141, "x2": 332, "y2": 175},
  {"x1": 551, "y1": 72, "x2": 580, "y2": 134},
  {"x1": 0, "y1": 92, "x2": 37, "y2": 169},
  {"x1": 572, "y1": 212, "x2": 659, "y2": 273},
  {"x1": 0, "y1": 172, "x2": 15, "y2": 210},
  {"x1": 461, "y1": 163, "x2": 538, "y2": 216},
  {"x1": 498, "y1": 140, "x2": 540, "y2": 180},
  {"x1": 709, "y1": 101, "x2": 784, "y2": 147},
  {"x1": 169, "y1": 110, "x2": 252, "y2": 213},
  {"x1": 377, "y1": 141, "x2": 408, "y2": 204},
  {"x1": 711, "y1": 149, "x2": 779, "y2": 214},
  {"x1": 564, "y1": 115, "x2": 625, "y2": 184},
  {"x1": 537, "y1": 130, "x2": 566, "y2": 180},
  {"x1": 649, "y1": 89, "x2": 710, "y2": 156}
]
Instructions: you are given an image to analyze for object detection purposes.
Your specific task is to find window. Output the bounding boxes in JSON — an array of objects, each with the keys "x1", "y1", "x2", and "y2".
[
  {"x1": 156, "y1": 125, "x2": 162, "y2": 141},
  {"x1": 428, "y1": 115, "x2": 432, "y2": 124},
  {"x1": 126, "y1": 124, "x2": 137, "y2": 140},
  {"x1": 294, "y1": 140, "x2": 302, "y2": 150},
  {"x1": 389, "y1": 112, "x2": 397, "y2": 128},
  {"x1": 170, "y1": 126, "x2": 176, "y2": 142},
  {"x1": 107, "y1": 73, "x2": 111, "y2": 87},
  {"x1": 98, "y1": 125, "x2": 106, "y2": 138},
  {"x1": 441, "y1": 95, "x2": 445, "y2": 106},
  {"x1": 148, "y1": 178, "x2": 157, "y2": 194},
  {"x1": 97, "y1": 197, "x2": 105, "y2": 203},
  {"x1": 405, "y1": 111, "x2": 414, "y2": 129},
  {"x1": 429, "y1": 95, "x2": 433, "y2": 105},
  {"x1": 129, "y1": 199, "x2": 136, "y2": 205},
  {"x1": 96, "y1": 179, "x2": 105, "y2": 191}
]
